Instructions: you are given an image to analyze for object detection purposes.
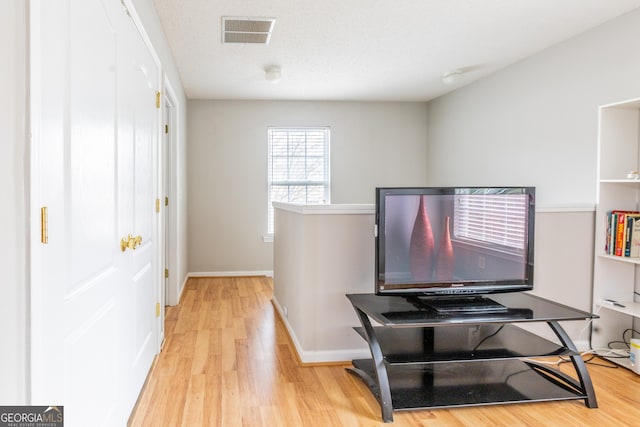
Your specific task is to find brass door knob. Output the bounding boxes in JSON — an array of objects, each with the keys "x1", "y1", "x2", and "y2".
[{"x1": 120, "y1": 234, "x2": 143, "y2": 252}]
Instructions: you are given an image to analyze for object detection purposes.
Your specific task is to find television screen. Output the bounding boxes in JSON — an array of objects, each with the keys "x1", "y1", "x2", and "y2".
[{"x1": 375, "y1": 187, "x2": 535, "y2": 296}]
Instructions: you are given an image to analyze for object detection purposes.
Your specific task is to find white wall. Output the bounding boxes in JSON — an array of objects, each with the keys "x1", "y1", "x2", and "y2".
[
  {"x1": 187, "y1": 100, "x2": 428, "y2": 274},
  {"x1": 0, "y1": 0, "x2": 27, "y2": 404},
  {"x1": 532, "y1": 210, "x2": 595, "y2": 344},
  {"x1": 272, "y1": 204, "x2": 374, "y2": 363},
  {"x1": 426, "y1": 8, "x2": 640, "y2": 206},
  {"x1": 425, "y1": 8, "x2": 640, "y2": 332}
]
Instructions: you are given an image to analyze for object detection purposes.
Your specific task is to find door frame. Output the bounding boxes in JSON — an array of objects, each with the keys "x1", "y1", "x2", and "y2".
[{"x1": 162, "y1": 76, "x2": 180, "y2": 309}]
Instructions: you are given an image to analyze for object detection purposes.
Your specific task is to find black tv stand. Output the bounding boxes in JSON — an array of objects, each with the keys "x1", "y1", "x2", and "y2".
[
  {"x1": 345, "y1": 292, "x2": 598, "y2": 423},
  {"x1": 411, "y1": 295, "x2": 508, "y2": 314}
]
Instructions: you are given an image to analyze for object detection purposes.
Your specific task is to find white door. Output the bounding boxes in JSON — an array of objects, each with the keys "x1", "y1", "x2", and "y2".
[
  {"x1": 30, "y1": 0, "x2": 160, "y2": 425},
  {"x1": 118, "y1": 4, "x2": 161, "y2": 409}
]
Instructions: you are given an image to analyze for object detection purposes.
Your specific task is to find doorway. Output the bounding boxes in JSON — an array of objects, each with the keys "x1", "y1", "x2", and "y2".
[{"x1": 162, "y1": 79, "x2": 180, "y2": 307}]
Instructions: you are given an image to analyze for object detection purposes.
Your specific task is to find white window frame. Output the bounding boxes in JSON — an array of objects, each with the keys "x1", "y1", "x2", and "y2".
[{"x1": 266, "y1": 127, "x2": 331, "y2": 236}]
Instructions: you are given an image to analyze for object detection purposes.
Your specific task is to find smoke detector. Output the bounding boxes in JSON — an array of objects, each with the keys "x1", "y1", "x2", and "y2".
[
  {"x1": 222, "y1": 17, "x2": 276, "y2": 44},
  {"x1": 264, "y1": 65, "x2": 282, "y2": 83},
  {"x1": 442, "y1": 69, "x2": 465, "y2": 85}
]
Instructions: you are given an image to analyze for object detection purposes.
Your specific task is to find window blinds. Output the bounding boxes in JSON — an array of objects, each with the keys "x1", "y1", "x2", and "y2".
[{"x1": 267, "y1": 127, "x2": 330, "y2": 234}]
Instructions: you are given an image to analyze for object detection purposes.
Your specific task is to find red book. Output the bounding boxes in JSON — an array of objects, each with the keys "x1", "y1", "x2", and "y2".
[
  {"x1": 613, "y1": 210, "x2": 640, "y2": 256},
  {"x1": 615, "y1": 214, "x2": 626, "y2": 256}
]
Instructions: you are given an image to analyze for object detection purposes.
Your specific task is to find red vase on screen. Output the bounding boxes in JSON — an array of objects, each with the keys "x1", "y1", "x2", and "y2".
[
  {"x1": 409, "y1": 195, "x2": 435, "y2": 281},
  {"x1": 436, "y1": 216, "x2": 454, "y2": 280}
]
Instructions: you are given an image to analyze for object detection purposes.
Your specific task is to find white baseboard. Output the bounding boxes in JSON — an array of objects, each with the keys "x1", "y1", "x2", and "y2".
[
  {"x1": 178, "y1": 275, "x2": 188, "y2": 303},
  {"x1": 297, "y1": 348, "x2": 371, "y2": 364},
  {"x1": 574, "y1": 339, "x2": 591, "y2": 353},
  {"x1": 188, "y1": 270, "x2": 274, "y2": 278},
  {"x1": 271, "y1": 297, "x2": 370, "y2": 364}
]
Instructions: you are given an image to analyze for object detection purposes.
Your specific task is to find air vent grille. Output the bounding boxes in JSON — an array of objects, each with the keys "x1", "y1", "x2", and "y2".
[{"x1": 222, "y1": 17, "x2": 276, "y2": 44}]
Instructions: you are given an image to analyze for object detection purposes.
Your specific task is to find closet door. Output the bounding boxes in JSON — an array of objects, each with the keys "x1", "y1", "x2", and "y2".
[
  {"x1": 30, "y1": 0, "x2": 160, "y2": 424},
  {"x1": 118, "y1": 7, "x2": 161, "y2": 410}
]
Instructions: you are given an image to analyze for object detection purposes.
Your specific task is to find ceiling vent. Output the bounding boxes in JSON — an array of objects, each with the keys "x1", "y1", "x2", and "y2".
[{"x1": 222, "y1": 17, "x2": 276, "y2": 44}]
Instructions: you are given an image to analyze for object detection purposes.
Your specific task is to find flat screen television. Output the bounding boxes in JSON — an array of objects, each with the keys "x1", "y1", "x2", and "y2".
[{"x1": 375, "y1": 186, "x2": 535, "y2": 301}]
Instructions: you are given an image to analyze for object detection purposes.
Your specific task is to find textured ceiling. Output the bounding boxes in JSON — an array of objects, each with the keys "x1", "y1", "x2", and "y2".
[{"x1": 152, "y1": 0, "x2": 640, "y2": 101}]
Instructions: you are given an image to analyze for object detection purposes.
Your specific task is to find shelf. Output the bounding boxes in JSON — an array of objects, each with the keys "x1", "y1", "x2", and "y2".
[
  {"x1": 353, "y1": 324, "x2": 576, "y2": 364},
  {"x1": 598, "y1": 253, "x2": 640, "y2": 264},
  {"x1": 350, "y1": 359, "x2": 587, "y2": 410},
  {"x1": 600, "y1": 179, "x2": 640, "y2": 184},
  {"x1": 346, "y1": 293, "x2": 596, "y2": 327},
  {"x1": 596, "y1": 300, "x2": 640, "y2": 317}
]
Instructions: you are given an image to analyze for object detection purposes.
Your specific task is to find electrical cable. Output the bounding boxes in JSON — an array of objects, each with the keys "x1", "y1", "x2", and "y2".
[{"x1": 472, "y1": 324, "x2": 505, "y2": 353}]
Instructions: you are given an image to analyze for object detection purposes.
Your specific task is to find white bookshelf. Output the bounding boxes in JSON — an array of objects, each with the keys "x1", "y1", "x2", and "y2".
[{"x1": 592, "y1": 97, "x2": 640, "y2": 371}]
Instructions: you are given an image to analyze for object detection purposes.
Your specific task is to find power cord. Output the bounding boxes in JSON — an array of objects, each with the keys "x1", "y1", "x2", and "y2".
[{"x1": 472, "y1": 324, "x2": 505, "y2": 353}]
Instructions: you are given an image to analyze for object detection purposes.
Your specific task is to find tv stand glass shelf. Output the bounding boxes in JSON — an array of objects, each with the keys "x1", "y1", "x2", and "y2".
[{"x1": 345, "y1": 292, "x2": 598, "y2": 423}]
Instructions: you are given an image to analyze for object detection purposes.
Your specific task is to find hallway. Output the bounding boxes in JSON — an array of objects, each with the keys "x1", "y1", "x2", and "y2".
[{"x1": 128, "y1": 276, "x2": 366, "y2": 426}]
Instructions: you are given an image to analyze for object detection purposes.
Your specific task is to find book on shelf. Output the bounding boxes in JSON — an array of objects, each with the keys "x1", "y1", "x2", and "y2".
[
  {"x1": 630, "y1": 215, "x2": 640, "y2": 257},
  {"x1": 606, "y1": 210, "x2": 640, "y2": 257}
]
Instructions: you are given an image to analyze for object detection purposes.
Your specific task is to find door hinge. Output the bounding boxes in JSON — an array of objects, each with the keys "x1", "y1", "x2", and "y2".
[
  {"x1": 40, "y1": 206, "x2": 49, "y2": 244},
  {"x1": 156, "y1": 302, "x2": 161, "y2": 317},
  {"x1": 164, "y1": 124, "x2": 169, "y2": 134},
  {"x1": 164, "y1": 268, "x2": 169, "y2": 278},
  {"x1": 155, "y1": 91, "x2": 161, "y2": 109},
  {"x1": 155, "y1": 198, "x2": 160, "y2": 213},
  {"x1": 164, "y1": 196, "x2": 169, "y2": 206}
]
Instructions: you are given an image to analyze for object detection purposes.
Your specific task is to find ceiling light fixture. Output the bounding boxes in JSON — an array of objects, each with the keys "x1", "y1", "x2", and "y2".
[
  {"x1": 264, "y1": 65, "x2": 282, "y2": 83},
  {"x1": 442, "y1": 69, "x2": 464, "y2": 85}
]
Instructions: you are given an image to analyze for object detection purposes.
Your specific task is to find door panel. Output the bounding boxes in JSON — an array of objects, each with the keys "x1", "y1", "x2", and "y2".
[
  {"x1": 30, "y1": 0, "x2": 160, "y2": 425},
  {"x1": 68, "y1": 0, "x2": 118, "y2": 294},
  {"x1": 133, "y1": 261, "x2": 154, "y2": 361},
  {"x1": 65, "y1": 300, "x2": 117, "y2": 423}
]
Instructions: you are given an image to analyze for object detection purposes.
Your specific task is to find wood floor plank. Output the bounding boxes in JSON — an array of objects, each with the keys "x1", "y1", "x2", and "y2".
[
  {"x1": 221, "y1": 370, "x2": 243, "y2": 427},
  {"x1": 129, "y1": 277, "x2": 640, "y2": 426},
  {"x1": 180, "y1": 374, "x2": 206, "y2": 427}
]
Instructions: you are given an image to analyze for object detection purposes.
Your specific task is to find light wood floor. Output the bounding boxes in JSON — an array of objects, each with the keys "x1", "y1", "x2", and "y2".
[{"x1": 129, "y1": 277, "x2": 640, "y2": 426}]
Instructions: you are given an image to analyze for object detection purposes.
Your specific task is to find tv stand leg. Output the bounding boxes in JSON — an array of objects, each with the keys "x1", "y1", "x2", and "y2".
[
  {"x1": 348, "y1": 306, "x2": 394, "y2": 422},
  {"x1": 547, "y1": 321, "x2": 598, "y2": 408}
]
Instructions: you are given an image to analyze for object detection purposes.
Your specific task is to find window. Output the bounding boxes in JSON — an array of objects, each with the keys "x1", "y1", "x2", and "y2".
[
  {"x1": 453, "y1": 192, "x2": 528, "y2": 252},
  {"x1": 267, "y1": 127, "x2": 330, "y2": 234}
]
